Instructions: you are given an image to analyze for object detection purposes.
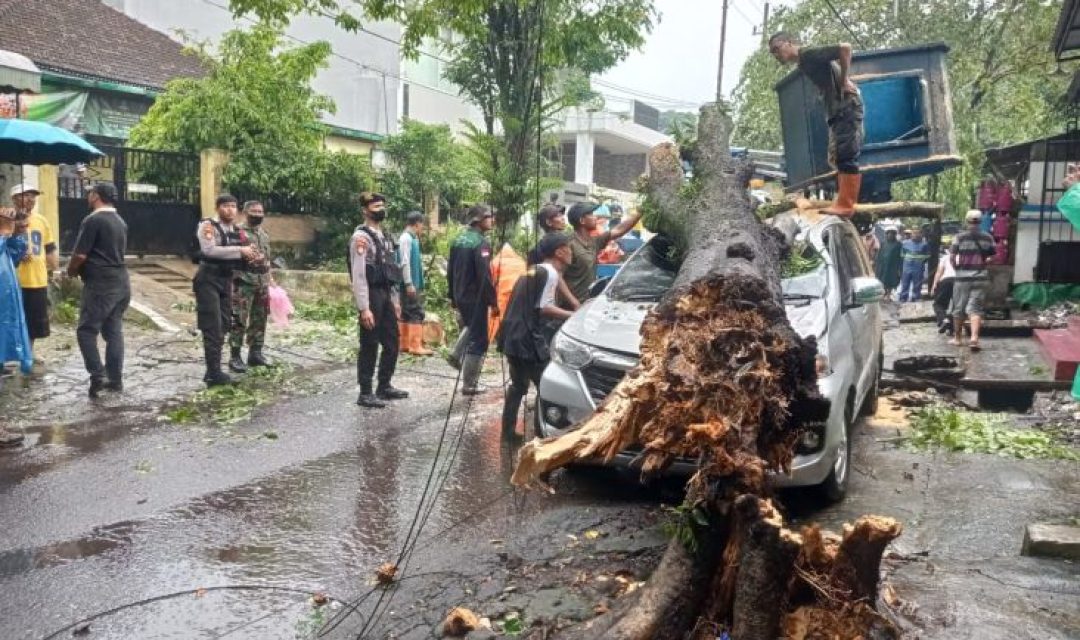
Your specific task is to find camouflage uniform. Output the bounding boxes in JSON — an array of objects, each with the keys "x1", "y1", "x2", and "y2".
[{"x1": 230, "y1": 223, "x2": 272, "y2": 350}]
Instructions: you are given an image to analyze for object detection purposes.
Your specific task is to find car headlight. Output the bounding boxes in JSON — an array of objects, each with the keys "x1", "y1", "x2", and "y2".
[
  {"x1": 815, "y1": 354, "x2": 832, "y2": 377},
  {"x1": 551, "y1": 332, "x2": 593, "y2": 370}
]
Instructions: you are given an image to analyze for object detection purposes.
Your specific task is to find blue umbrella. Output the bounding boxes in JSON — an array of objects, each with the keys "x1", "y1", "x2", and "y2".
[{"x1": 0, "y1": 118, "x2": 103, "y2": 165}]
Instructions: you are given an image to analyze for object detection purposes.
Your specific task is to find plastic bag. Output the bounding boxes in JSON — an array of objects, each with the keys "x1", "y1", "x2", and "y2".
[
  {"x1": 1056, "y1": 183, "x2": 1080, "y2": 232},
  {"x1": 267, "y1": 284, "x2": 294, "y2": 327}
]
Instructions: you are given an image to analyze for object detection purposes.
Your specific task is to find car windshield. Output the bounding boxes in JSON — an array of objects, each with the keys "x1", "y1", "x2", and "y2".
[
  {"x1": 606, "y1": 235, "x2": 679, "y2": 303},
  {"x1": 782, "y1": 263, "x2": 828, "y2": 300},
  {"x1": 782, "y1": 241, "x2": 828, "y2": 300},
  {"x1": 604, "y1": 234, "x2": 827, "y2": 303}
]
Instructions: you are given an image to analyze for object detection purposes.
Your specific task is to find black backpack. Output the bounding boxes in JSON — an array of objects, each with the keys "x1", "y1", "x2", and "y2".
[
  {"x1": 190, "y1": 220, "x2": 224, "y2": 264},
  {"x1": 346, "y1": 226, "x2": 403, "y2": 287}
]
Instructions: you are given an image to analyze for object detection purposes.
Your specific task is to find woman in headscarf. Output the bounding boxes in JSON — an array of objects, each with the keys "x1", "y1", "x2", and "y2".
[{"x1": 875, "y1": 228, "x2": 902, "y2": 300}]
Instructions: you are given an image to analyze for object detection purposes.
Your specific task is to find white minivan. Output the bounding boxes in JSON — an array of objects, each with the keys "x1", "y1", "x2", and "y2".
[{"x1": 535, "y1": 214, "x2": 884, "y2": 502}]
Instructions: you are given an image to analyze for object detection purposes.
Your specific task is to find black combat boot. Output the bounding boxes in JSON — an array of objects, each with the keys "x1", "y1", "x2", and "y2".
[
  {"x1": 356, "y1": 388, "x2": 387, "y2": 408},
  {"x1": 88, "y1": 376, "x2": 106, "y2": 399},
  {"x1": 228, "y1": 347, "x2": 248, "y2": 373},
  {"x1": 376, "y1": 384, "x2": 409, "y2": 400},
  {"x1": 247, "y1": 347, "x2": 269, "y2": 367},
  {"x1": 205, "y1": 370, "x2": 236, "y2": 387}
]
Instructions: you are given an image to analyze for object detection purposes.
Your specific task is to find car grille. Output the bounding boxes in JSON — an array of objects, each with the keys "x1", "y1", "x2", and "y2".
[{"x1": 580, "y1": 364, "x2": 628, "y2": 403}]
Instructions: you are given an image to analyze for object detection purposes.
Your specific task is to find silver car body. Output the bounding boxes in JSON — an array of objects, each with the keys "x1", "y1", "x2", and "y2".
[{"x1": 536, "y1": 214, "x2": 883, "y2": 490}]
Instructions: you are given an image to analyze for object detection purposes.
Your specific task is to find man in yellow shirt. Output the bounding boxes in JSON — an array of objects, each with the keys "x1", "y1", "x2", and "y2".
[{"x1": 12, "y1": 184, "x2": 58, "y2": 359}]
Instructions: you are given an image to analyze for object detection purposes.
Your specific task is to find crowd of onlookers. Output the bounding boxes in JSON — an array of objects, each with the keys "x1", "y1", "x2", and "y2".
[
  {"x1": 860, "y1": 207, "x2": 998, "y2": 351},
  {"x1": 1, "y1": 181, "x2": 130, "y2": 446}
]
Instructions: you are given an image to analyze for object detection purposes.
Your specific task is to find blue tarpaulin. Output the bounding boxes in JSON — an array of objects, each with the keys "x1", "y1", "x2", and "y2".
[{"x1": 0, "y1": 234, "x2": 32, "y2": 374}]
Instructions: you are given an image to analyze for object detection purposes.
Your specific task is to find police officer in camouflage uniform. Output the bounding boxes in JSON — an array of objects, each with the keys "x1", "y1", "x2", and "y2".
[
  {"x1": 193, "y1": 194, "x2": 263, "y2": 386},
  {"x1": 229, "y1": 201, "x2": 273, "y2": 373}
]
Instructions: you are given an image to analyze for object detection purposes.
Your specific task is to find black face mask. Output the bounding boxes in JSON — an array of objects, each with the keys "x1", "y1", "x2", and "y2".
[
  {"x1": 368, "y1": 210, "x2": 387, "y2": 222},
  {"x1": 247, "y1": 216, "x2": 264, "y2": 226}
]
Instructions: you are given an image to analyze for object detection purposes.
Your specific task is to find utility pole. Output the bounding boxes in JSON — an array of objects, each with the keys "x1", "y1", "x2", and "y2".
[
  {"x1": 761, "y1": 2, "x2": 770, "y2": 46},
  {"x1": 717, "y1": 0, "x2": 729, "y2": 103},
  {"x1": 893, "y1": 0, "x2": 899, "y2": 19}
]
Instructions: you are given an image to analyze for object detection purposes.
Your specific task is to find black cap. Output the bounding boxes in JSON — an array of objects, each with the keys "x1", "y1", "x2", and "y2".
[
  {"x1": 537, "y1": 203, "x2": 565, "y2": 230},
  {"x1": 567, "y1": 202, "x2": 599, "y2": 228},
  {"x1": 537, "y1": 232, "x2": 570, "y2": 259}
]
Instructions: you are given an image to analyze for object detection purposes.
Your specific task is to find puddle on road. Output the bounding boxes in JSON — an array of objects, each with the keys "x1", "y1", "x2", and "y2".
[{"x1": 2, "y1": 401, "x2": 635, "y2": 640}]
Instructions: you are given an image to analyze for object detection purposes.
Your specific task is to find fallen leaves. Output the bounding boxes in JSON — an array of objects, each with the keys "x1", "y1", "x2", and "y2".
[
  {"x1": 442, "y1": 607, "x2": 480, "y2": 637},
  {"x1": 376, "y1": 562, "x2": 398, "y2": 585}
]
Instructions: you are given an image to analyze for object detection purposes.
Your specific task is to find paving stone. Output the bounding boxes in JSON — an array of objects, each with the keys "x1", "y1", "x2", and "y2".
[{"x1": 1022, "y1": 523, "x2": 1080, "y2": 560}]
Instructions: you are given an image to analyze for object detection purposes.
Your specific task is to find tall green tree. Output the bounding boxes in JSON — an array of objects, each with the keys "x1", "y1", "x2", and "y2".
[
  {"x1": 128, "y1": 24, "x2": 336, "y2": 194},
  {"x1": 378, "y1": 119, "x2": 484, "y2": 220},
  {"x1": 227, "y1": 0, "x2": 657, "y2": 229},
  {"x1": 729, "y1": 0, "x2": 1067, "y2": 216}
]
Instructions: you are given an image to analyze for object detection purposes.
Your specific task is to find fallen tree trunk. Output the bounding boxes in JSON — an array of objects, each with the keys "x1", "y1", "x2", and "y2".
[{"x1": 512, "y1": 104, "x2": 901, "y2": 639}]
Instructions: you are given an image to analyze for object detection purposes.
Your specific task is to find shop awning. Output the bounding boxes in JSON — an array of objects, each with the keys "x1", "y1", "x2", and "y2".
[{"x1": 0, "y1": 49, "x2": 41, "y2": 94}]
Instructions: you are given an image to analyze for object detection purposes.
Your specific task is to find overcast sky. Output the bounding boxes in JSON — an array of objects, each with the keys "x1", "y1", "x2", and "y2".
[{"x1": 598, "y1": 0, "x2": 794, "y2": 112}]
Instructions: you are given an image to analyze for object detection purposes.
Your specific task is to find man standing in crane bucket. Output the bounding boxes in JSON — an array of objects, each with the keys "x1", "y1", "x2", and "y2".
[{"x1": 770, "y1": 32, "x2": 864, "y2": 217}]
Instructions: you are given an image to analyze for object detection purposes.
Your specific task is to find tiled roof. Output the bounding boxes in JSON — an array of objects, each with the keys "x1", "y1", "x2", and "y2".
[{"x1": 0, "y1": 0, "x2": 205, "y2": 90}]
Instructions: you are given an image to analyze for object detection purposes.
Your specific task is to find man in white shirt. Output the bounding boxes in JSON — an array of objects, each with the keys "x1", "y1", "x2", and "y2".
[
  {"x1": 496, "y1": 234, "x2": 574, "y2": 437},
  {"x1": 930, "y1": 245, "x2": 956, "y2": 336}
]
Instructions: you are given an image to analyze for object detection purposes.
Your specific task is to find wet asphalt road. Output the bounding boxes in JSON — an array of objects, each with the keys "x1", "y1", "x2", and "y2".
[
  {"x1": 2, "y1": 341, "x2": 1079, "y2": 639},
  {"x1": 0, "y1": 362, "x2": 669, "y2": 640}
]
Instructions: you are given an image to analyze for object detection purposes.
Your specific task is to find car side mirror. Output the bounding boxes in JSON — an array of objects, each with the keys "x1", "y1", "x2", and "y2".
[
  {"x1": 589, "y1": 277, "x2": 612, "y2": 298},
  {"x1": 850, "y1": 276, "x2": 884, "y2": 307}
]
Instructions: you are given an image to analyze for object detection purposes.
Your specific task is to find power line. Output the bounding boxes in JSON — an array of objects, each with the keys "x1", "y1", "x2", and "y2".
[
  {"x1": 592, "y1": 79, "x2": 702, "y2": 107},
  {"x1": 730, "y1": 0, "x2": 759, "y2": 29},
  {"x1": 198, "y1": 0, "x2": 465, "y2": 103},
  {"x1": 821, "y1": 0, "x2": 867, "y2": 48}
]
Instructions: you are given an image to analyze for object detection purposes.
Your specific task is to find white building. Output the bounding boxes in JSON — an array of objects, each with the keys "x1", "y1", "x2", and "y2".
[
  {"x1": 103, "y1": 0, "x2": 401, "y2": 151},
  {"x1": 554, "y1": 101, "x2": 672, "y2": 208}
]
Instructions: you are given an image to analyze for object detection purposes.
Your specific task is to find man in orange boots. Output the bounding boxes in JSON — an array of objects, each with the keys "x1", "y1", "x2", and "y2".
[
  {"x1": 770, "y1": 32, "x2": 864, "y2": 216},
  {"x1": 397, "y1": 211, "x2": 433, "y2": 356}
]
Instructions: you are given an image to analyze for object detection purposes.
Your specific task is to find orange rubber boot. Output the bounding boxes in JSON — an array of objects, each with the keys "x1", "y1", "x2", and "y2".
[
  {"x1": 824, "y1": 172, "x2": 861, "y2": 217},
  {"x1": 407, "y1": 323, "x2": 434, "y2": 356}
]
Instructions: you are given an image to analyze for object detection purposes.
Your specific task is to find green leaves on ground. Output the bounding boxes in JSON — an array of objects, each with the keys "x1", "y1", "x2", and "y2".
[
  {"x1": 165, "y1": 363, "x2": 315, "y2": 426},
  {"x1": 293, "y1": 300, "x2": 357, "y2": 336},
  {"x1": 907, "y1": 404, "x2": 1079, "y2": 461}
]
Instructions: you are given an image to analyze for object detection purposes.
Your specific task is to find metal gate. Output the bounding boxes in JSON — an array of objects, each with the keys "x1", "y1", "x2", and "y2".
[
  {"x1": 58, "y1": 145, "x2": 200, "y2": 256},
  {"x1": 1033, "y1": 135, "x2": 1080, "y2": 283}
]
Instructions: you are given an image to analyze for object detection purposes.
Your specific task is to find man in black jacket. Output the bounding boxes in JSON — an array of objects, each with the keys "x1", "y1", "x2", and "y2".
[
  {"x1": 447, "y1": 204, "x2": 497, "y2": 395},
  {"x1": 497, "y1": 234, "x2": 573, "y2": 435}
]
